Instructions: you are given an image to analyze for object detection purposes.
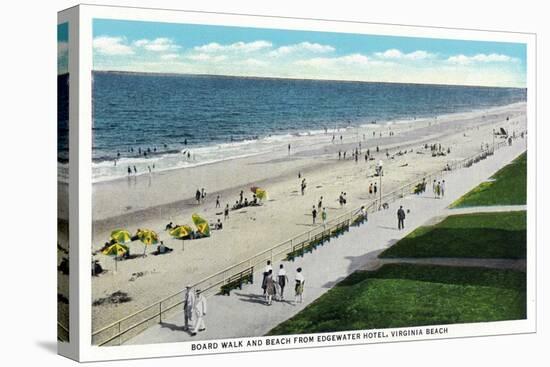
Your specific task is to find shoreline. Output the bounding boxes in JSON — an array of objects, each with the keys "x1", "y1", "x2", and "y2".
[{"x1": 85, "y1": 101, "x2": 525, "y2": 184}]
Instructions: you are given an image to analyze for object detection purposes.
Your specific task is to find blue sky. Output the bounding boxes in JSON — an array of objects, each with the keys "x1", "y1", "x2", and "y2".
[
  {"x1": 58, "y1": 22, "x2": 68, "y2": 74},
  {"x1": 93, "y1": 19, "x2": 526, "y2": 87}
]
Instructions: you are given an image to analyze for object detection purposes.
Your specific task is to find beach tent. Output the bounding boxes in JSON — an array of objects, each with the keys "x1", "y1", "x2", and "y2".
[
  {"x1": 110, "y1": 229, "x2": 132, "y2": 244},
  {"x1": 192, "y1": 214, "x2": 210, "y2": 237},
  {"x1": 136, "y1": 229, "x2": 159, "y2": 256},
  {"x1": 102, "y1": 243, "x2": 129, "y2": 272}
]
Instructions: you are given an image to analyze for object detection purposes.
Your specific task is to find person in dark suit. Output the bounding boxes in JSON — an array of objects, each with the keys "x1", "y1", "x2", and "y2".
[{"x1": 397, "y1": 206, "x2": 406, "y2": 230}]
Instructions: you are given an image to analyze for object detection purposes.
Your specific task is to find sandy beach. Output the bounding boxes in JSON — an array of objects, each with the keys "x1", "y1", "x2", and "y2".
[{"x1": 91, "y1": 102, "x2": 526, "y2": 332}]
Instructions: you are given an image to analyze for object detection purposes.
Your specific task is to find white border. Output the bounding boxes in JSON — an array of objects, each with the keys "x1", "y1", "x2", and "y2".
[{"x1": 74, "y1": 4, "x2": 537, "y2": 362}]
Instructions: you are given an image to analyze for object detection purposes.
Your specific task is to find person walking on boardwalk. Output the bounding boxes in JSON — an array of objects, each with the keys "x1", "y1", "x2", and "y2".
[
  {"x1": 436, "y1": 181, "x2": 441, "y2": 198},
  {"x1": 312, "y1": 206, "x2": 317, "y2": 225},
  {"x1": 277, "y1": 264, "x2": 289, "y2": 300},
  {"x1": 183, "y1": 285, "x2": 196, "y2": 331},
  {"x1": 432, "y1": 179, "x2": 437, "y2": 196},
  {"x1": 322, "y1": 207, "x2": 327, "y2": 226},
  {"x1": 265, "y1": 270, "x2": 276, "y2": 305},
  {"x1": 441, "y1": 180, "x2": 446, "y2": 197},
  {"x1": 397, "y1": 205, "x2": 406, "y2": 230},
  {"x1": 295, "y1": 268, "x2": 305, "y2": 304},
  {"x1": 191, "y1": 289, "x2": 207, "y2": 336},
  {"x1": 262, "y1": 260, "x2": 273, "y2": 295}
]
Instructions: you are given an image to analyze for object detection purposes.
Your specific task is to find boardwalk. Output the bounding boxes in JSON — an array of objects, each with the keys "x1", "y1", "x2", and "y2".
[{"x1": 127, "y1": 140, "x2": 527, "y2": 345}]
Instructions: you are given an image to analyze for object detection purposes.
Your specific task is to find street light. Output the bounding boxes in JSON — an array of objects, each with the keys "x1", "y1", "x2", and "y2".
[{"x1": 377, "y1": 160, "x2": 383, "y2": 210}]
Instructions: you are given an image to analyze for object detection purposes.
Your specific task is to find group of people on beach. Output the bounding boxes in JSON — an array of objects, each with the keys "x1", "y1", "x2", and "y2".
[
  {"x1": 261, "y1": 261, "x2": 305, "y2": 305},
  {"x1": 195, "y1": 188, "x2": 207, "y2": 204}
]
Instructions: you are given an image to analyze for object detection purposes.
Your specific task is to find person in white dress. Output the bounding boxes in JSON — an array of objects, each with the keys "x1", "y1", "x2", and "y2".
[{"x1": 191, "y1": 289, "x2": 207, "y2": 336}]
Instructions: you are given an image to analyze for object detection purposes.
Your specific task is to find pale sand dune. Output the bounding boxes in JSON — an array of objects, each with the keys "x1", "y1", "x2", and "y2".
[{"x1": 91, "y1": 102, "x2": 526, "y2": 331}]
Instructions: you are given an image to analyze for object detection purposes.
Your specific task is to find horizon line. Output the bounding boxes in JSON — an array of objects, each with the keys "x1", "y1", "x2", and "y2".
[{"x1": 91, "y1": 69, "x2": 526, "y2": 90}]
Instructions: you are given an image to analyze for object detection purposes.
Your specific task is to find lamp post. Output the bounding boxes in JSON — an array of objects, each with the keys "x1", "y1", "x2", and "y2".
[{"x1": 377, "y1": 160, "x2": 383, "y2": 210}]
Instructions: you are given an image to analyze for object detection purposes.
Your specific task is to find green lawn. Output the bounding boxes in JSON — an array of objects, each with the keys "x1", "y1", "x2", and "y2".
[
  {"x1": 379, "y1": 211, "x2": 526, "y2": 259},
  {"x1": 451, "y1": 152, "x2": 527, "y2": 208},
  {"x1": 268, "y1": 264, "x2": 526, "y2": 335}
]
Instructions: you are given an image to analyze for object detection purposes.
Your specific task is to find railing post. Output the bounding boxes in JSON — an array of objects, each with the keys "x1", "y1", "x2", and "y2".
[
  {"x1": 118, "y1": 322, "x2": 121, "y2": 346},
  {"x1": 159, "y1": 302, "x2": 162, "y2": 323}
]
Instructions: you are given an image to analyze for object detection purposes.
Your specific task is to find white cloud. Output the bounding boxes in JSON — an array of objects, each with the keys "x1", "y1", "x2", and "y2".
[
  {"x1": 93, "y1": 36, "x2": 134, "y2": 55},
  {"x1": 160, "y1": 53, "x2": 180, "y2": 60},
  {"x1": 133, "y1": 38, "x2": 180, "y2": 52},
  {"x1": 269, "y1": 42, "x2": 335, "y2": 57},
  {"x1": 243, "y1": 58, "x2": 267, "y2": 67},
  {"x1": 446, "y1": 53, "x2": 518, "y2": 65},
  {"x1": 374, "y1": 49, "x2": 434, "y2": 60},
  {"x1": 186, "y1": 53, "x2": 227, "y2": 62},
  {"x1": 295, "y1": 53, "x2": 371, "y2": 67},
  {"x1": 193, "y1": 40, "x2": 272, "y2": 53}
]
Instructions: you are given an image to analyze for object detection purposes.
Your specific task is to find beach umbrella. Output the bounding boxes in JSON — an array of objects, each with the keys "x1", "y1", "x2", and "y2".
[
  {"x1": 110, "y1": 229, "x2": 132, "y2": 244},
  {"x1": 255, "y1": 188, "x2": 267, "y2": 200},
  {"x1": 170, "y1": 224, "x2": 193, "y2": 251},
  {"x1": 192, "y1": 213, "x2": 210, "y2": 237},
  {"x1": 102, "y1": 243, "x2": 129, "y2": 272},
  {"x1": 250, "y1": 186, "x2": 268, "y2": 200},
  {"x1": 136, "y1": 229, "x2": 159, "y2": 256},
  {"x1": 169, "y1": 225, "x2": 193, "y2": 239}
]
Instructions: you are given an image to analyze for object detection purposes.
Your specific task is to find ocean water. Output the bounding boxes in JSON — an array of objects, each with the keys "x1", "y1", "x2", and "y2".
[{"x1": 87, "y1": 71, "x2": 526, "y2": 182}]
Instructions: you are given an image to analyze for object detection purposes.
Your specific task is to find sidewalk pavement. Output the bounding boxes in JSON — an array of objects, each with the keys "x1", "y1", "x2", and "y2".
[{"x1": 127, "y1": 140, "x2": 527, "y2": 345}]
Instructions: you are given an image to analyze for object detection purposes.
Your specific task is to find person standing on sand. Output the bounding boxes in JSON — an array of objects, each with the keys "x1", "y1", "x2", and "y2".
[
  {"x1": 195, "y1": 189, "x2": 201, "y2": 204},
  {"x1": 201, "y1": 188, "x2": 206, "y2": 201},
  {"x1": 295, "y1": 268, "x2": 305, "y2": 304},
  {"x1": 127, "y1": 166, "x2": 132, "y2": 176},
  {"x1": 288, "y1": 144, "x2": 291, "y2": 156},
  {"x1": 239, "y1": 190, "x2": 244, "y2": 204},
  {"x1": 191, "y1": 289, "x2": 207, "y2": 336},
  {"x1": 133, "y1": 165, "x2": 137, "y2": 174},
  {"x1": 312, "y1": 206, "x2": 317, "y2": 225},
  {"x1": 318, "y1": 196, "x2": 323, "y2": 210},
  {"x1": 215, "y1": 195, "x2": 220, "y2": 208},
  {"x1": 277, "y1": 264, "x2": 289, "y2": 300},
  {"x1": 183, "y1": 285, "x2": 196, "y2": 331},
  {"x1": 374, "y1": 183, "x2": 378, "y2": 195},
  {"x1": 338, "y1": 151, "x2": 341, "y2": 160},
  {"x1": 224, "y1": 204, "x2": 229, "y2": 220},
  {"x1": 301, "y1": 178, "x2": 307, "y2": 195},
  {"x1": 397, "y1": 206, "x2": 406, "y2": 230},
  {"x1": 369, "y1": 183, "x2": 373, "y2": 195}
]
